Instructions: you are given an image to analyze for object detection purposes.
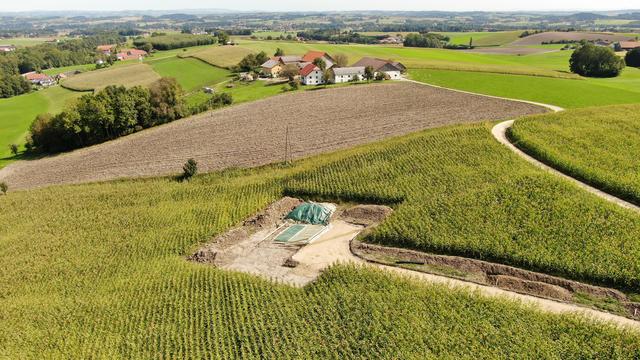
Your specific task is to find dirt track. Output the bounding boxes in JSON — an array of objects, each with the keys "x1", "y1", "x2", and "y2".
[{"x1": 0, "y1": 82, "x2": 546, "y2": 190}]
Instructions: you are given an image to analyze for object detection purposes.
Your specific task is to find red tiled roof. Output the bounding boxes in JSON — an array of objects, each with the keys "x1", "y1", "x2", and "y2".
[
  {"x1": 302, "y1": 51, "x2": 326, "y2": 62},
  {"x1": 23, "y1": 72, "x2": 51, "y2": 81},
  {"x1": 299, "y1": 63, "x2": 318, "y2": 77},
  {"x1": 97, "y1": 44, "x2": 115, "y2": 51},
  {"x1": 117, "y1": 49, "x2": 148, "y2": 60},
  {"x1": 620, "y1": 41, "x2": 640, "y2": 49}
]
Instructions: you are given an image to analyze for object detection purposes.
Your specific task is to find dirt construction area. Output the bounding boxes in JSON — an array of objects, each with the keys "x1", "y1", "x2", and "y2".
[{"x1": 0, "y1": 82, "x2": 546, "y2": 190}]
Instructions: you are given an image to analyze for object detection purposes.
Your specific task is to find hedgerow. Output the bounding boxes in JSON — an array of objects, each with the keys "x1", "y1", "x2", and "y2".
[{"x1": 133, "y1": 34, "x2": 217, "y2": 51}]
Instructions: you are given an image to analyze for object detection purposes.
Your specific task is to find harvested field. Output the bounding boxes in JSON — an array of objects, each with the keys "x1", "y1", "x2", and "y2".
[
  {"x1": 188, "y1": 45, "x2": 254, "y2": 68},
  {"x1": 61, "y1": 63, "x2": 161, "y2": 91},
  {"x1": 0, "y1": 82, "x2": 546, "y2": 190},
  {"x1": 464, "y1": 47, "x2": 558, "y2": 56},
  {"x1": 511, "y1": 32, "x2": 633, "y2": 46}
]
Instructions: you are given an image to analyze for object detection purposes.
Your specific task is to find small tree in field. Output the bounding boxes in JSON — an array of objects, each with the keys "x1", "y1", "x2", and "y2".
[
  {"x1": 182, "y1": 159, "x2": 198, "y2": 180},
  {"x1": 364, "y1": 66, "x2": 375, "y2": 81},
  {"x1": 569, "y1": 43, "x2": 625, "y2": 77},
  {"x1": 274, "y1": 48, "x2": 284, "y2": 56},
  {"x1": 0, "y1": 182, "x2": 7, "y2": 195},
  {"x1": 626, "y1": 48, "x2": 640, "y2": 68},
  {"x1": 9, "y1": 144, "x2": 18, "y2": 156}
]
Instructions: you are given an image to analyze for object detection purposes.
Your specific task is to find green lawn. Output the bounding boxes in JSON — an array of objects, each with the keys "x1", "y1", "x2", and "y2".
[
  {"x1": 42, "y1": 63, "x2": 95, "y2": 76},
  {"x1": 2, "y1": 125, "x2": 640, "y2": 357},
  {"x1": 409, "y1": 68, "x2": 640, "y2": 108},
  {"x1": 510, "y1": 104, "x2": 640, "y2": 205},
  {"x1": 148, "y1": 57, "x2": 230, "y2": 92},
  {"x1": 0, "y1": 86, "x2": 84, "y2": 167}
]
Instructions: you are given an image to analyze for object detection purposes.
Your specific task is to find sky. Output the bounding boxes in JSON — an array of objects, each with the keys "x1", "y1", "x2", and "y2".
[{"x1": 3, "y1": 0, "x2": 640, "y2": 12}]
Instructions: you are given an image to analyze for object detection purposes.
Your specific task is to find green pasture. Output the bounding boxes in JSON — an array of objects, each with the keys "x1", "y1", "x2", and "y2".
[
  {"x1": 510, "y1": 104, "x2": 640, "y2": 205},
  {"x1": 409, "y1": 68, "x2": 640, "y2": 108},
  {"x1": 148, "y1": 57, "x2": 230, "y2": 92},
  {"x1": 2, "y1": 123, "x2": 640, "y2": 357},
  {"x1": 42, "y1": 63, "x2": 95, "y2": 76},
  {"x1": 435, "y1": 31, "x2": 523, "y2": 47}
]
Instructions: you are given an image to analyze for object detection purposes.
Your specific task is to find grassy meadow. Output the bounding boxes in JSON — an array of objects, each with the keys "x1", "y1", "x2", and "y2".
[
  {"x1": 510, "y1": 104, "x2": 640, "y2": 205},
  {"x1": 148, "y1": 57, "x2": 231, "y2": 92},
  {"x1": 436, "y1": 31, "x2": 523, "y2": 46},
  {"x1": 3, "y1": 123, "x2": 640, "y2": 357},
  {"x1": 409, "y1": 69, "x2": 640, "y2": 108}
]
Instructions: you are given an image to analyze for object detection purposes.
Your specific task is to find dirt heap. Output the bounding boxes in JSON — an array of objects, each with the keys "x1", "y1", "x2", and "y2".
[{"x1": 340, "y1": 205, "x2": 393, "y2": 226}]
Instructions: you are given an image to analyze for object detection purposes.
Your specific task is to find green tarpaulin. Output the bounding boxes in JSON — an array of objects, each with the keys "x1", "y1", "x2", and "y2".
[{"x1": 286, "y1": 202, "x2": 334, "y2": 225}]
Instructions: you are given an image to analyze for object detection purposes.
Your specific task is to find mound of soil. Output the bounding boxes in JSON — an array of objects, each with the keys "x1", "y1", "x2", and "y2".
[{"x1": 340, "y1": 205, "x2": 393, "y2": 226}]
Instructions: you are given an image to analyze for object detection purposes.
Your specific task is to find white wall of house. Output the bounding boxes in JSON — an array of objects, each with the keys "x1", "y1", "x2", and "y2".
[
  {"x1": 382, "y1": 70, "x2": 401, "y2": 80},
  {"x1": 334, "y1": 74, "x2": 362, "y2": 83},
  {"x1": 302, "y1": 69, "x2": 325, "y2": 85}
]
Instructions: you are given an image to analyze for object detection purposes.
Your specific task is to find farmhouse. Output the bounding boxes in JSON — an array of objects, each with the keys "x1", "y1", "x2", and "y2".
[
  {"x1": 0, "y1": 45, "x2": 16, "y2": 52},
  {"x1": 619, "y1": 41, "x2": 640, "y2": 51},
  {"x1": 300, "y1": 63, "x2": 324, "y2": 85},
  {"x1": 97, "y1": 44, "x2": 115, "y2": 55},
  {"x1": 330, "y1": 66, "x2": 365, "y2": 83},
  {"x1": 301, "y1": 51, "x2": 335, "y2": 68},
  {"x1": 22, "y1": 72, "x2": 55, "y2": 87},
  {"x1": 260, "y1": 59, "x2": 283, "y2": 77},
  {"x1": 352, "y1": 57, "x2": 405, "y2": 80},
  {"x1": 116, "y1": 49, "x2": 147, "y2": 61}
]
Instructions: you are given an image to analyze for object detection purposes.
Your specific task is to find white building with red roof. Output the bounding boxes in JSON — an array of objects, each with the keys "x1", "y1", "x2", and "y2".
[
  {"x1": 299, "y1": 63, "x2": 324, "y2": 85},
  {"x1": 116, "y1": 49, "x2": 147, "y2": 61},
  {"x1": 22, "y1": 72, "x2": 55, "y2": 87}
]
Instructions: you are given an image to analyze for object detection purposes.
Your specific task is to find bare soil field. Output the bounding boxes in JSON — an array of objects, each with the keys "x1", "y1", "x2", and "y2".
[
  {"x1": 511, "y1": 32, "x2": 633, "y2": 46},
  {"x1": 0, "y1": 82, "x2": 546, "y2": 190},
  {"x1": 464, "y1": 47, "x2": 558, "y2": 55},
  {"x1": 61, "y1": 63, "x2": 161, "y2": 91}
]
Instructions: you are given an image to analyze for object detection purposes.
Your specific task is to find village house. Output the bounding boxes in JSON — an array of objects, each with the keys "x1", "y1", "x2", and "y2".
[
  {"x1": 379, "y1": 35, "x2": 403, "y2": 45},
  {"x1": 352, "y1": 57, "x2": 405, "y2": 80},
  {"x1": 22, "y1": 72, "x2": 56, "y2": 87},
  {"x1": 618, "y1": 41, "x2": 640, "y2": 51},
  {"x1": 116, "y1": 49, "x2": 148, "y2": 61},
  {"x1": 260, "y1": 58, "x2": 283, "y2": 77},
  {"x1": 301, "y1": 51, "x2": 335, "y2": 68},
  {"x1": 330, "y1": 66, "x2": 365, "y2": 83},
  {"x1": 299, "y1": 63, "x2": 325, "y2": 85},
  {"x1": 97, "y1": 44, "x2": 116, "y2": 55},
  {"x1": 0, "y1": 45, "x2": 16, "y2": 52}
]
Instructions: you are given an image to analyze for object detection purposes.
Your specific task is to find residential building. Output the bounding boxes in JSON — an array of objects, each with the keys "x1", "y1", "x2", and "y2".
[
  {"x1": 299, "y1": 63, "x2": 324, "y2": 85},
  {"x1": 301, "y1": 51, "x2": 335, "y2": 68},
  {"x1": 352, "y1": 57, "x2": 405, "y2": 80},
  {"x1": 23, "y1": 72, "x2": 55, "y2": 87},
  {"x1": 0, "y1": 45, "x2": 16, "y2": 52},
  {"x1": 116, "y1": 49, "x2": 148, "y2": 61},
  {"x1": 330, "y1": 67, "x2": 365, "y2": 83},
  {"x1": 260, "y1": 58, "x2": 283, "y2": 77},
  {"x1": 97, "y1": 44, "x2": 116, "y2": 55},
  {"x1": 619, "y1": 41, "x2": 640, "y2": 51}
]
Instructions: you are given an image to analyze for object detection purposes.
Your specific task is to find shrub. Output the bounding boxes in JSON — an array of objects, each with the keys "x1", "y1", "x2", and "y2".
[
  {"x1": 569, "y1": 43, "x2": 625, "y2": 78},
  {"x1": 625, "y1": 48, "x2": 640, "y2": 68},
  {"x1": 182, "y1": 159, "x2": 198, "y2": 180},
  {"x1": 9, "y1": 144, "x2": 18, "y2": 155},
  {"x1": 0, "y1": 182, "x2": 7, "y2": 195}
]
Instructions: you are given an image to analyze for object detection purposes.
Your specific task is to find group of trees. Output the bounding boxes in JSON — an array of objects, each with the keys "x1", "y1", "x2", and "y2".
[
  {"x1": 0, "y1": 56, "x2": 32, "y2": 98},
  {"x1": 569, "y1": 42, "x2": 625, "y2": 77},
  {"x1": 133, "y1": 34, "x2": 217, "y2": 51},
  {"x1": 233, "y1": 51, "x2": 269, "y2": 72},
  {"x1": 296, "y1": 30, "x2": 382, "y2": 44},
  {"x1": 29, "y1": 78, "x2": 186, "y2": 153}
]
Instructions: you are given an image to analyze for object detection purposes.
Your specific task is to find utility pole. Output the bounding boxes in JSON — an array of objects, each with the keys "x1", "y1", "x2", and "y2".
[{"x1": 284, "y1": 125, "x2": 289, "y2": 164}]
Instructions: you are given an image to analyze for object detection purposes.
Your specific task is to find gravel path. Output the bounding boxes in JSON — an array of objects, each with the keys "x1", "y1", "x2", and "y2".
[{"x1": 0, "y1": 82, "x2": 546, "y2": 190}]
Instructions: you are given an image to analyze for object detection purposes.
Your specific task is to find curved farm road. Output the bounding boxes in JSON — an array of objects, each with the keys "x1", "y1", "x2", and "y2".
[
  {"x1": 404, "y1": 78, "x2": 640, "y2": 213},
  {"x1": 297, "y1": 221, "x2": 640, "y2": 330}
]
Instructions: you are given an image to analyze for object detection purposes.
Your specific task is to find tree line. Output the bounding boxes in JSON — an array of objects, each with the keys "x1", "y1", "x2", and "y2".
[
  {"x1": 28, "y1": 78, "x2": 186, "y2": 153},
  {"x1": 132, "y1": 34, "x2": 217, "y2": 51}
]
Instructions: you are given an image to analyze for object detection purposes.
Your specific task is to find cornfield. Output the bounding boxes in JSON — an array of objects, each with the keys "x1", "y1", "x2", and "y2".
[
  {"x1": 510, "y1": 104, "x2": 640, "y2": 206},
  {"x1": 2, "y1": 122, "x2": 640, "y2": 357}
]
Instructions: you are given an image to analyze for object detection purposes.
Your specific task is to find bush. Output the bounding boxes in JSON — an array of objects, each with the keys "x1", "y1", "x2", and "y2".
[
  {"x1": 9, "y1": 144, "x2": 18, "y2": 155},
  {"x1": 182, "y1": 159, "x2": 198, "y2": 180},
  {"x1": 569, "y1": 43, "x2": 625, "y2": 78},
  {"x1": 0, "y1": 182, "x2": 7, "y2": 195},
  {"x1": 625, "y1": 48, "x2": 640, "y2": 68}
]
